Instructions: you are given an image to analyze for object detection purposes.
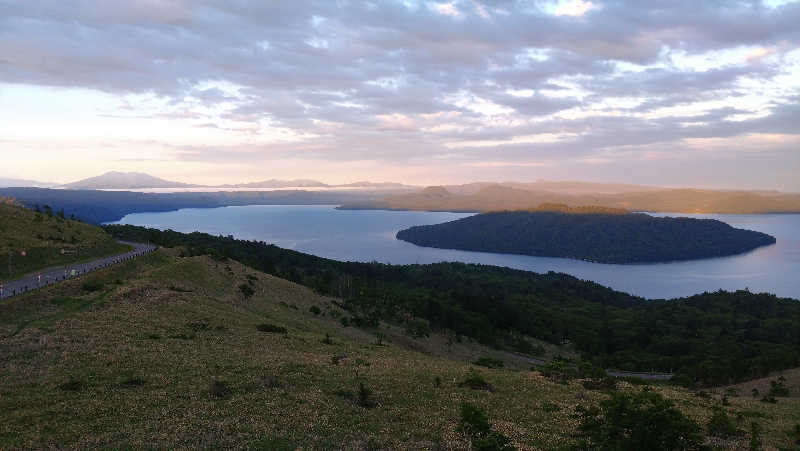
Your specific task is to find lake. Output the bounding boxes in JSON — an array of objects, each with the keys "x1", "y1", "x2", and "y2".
[{"x1": 110, "y1": 205, "x2": 800, "y2": 300}]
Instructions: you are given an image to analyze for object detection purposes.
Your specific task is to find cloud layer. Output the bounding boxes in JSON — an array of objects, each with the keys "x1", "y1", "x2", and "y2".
[{"x1": 1, "y1": 0, "x2": 798, "y2": 188}]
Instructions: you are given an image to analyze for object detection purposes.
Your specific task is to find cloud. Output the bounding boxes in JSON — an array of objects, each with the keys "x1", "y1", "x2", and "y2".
[{"x1": 0, "y1": 0, "x2": 798, "y2": 188}]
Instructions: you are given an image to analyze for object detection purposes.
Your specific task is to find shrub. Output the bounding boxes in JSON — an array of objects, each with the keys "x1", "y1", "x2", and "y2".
[
  {"x1": 404, "y1": 317, "x2": 431, "y2": 339},
  {"x1": 250, "y1": 436, "x2": 295, "y2": 451},
  {"x1": 309, "y1": 305, "x2": 321, "y2": 315},
  {"x1": 458, "y1": 403, "x2": 514, "y2": 451},
  {"x1": 210, "y1": 379, "x2": 231, "y2": 398},
  {"x1": 582, "y1": 377, "x2": 618, "y2": 392},
  {"x1": 239, "y1": 283, "x2": 255, "y2": 299},
  {"x1": 791, "y1": 423, "x2": 800, "y2": 445},
  {"x1": 459, "y1": 370, "x2": 494, "y2": 391},
  {"x1": 541, "y1": 401, "x2": 560, "y2": 413},
  {"x1": 749, "y1": 422, "x2": 762, "y2": 451},
  {"x1": 473, "y1": 357, "x2": 504, "y2": 369},
  {"x1": 760, "y1": 394, "x2": 777, "y2": 404},
  {"x1": 539, "y1": 357, "x2": 576, "y2": 383},
  {"x1": 574, "y1": 391, "x2": 704, "y2": 451},
  {"x1": 257, "y1": 323, "x2": 287, "y2": 334},
  {"x1": 578, "y1": 361, "x2": 607, "y2": 379},
  {"x1": 120, "y1": 375, "x2": 146, "y2": 387},
  {"x1": 81, "y1": 279, "x2": 104, "y2": 292},
  {"x1": 767, "y1": 378, "x2": 790, "y2": 397},
  {"x1": 357, "y1": 382, "x2": 376, "y2": 408},
  {"x1": 707, "y1": 406, "x2": 739, "y2": 438},
  {"x1": 58, "y1": 378, "x2": 83, "y2": 391},
  {"x1": 321, "y1": 333, "x2": 334, "y2": 345}
]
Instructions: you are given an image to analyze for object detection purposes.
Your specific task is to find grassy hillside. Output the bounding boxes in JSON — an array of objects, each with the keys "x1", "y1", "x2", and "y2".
[
  {"x1": 0, "y1": 200, "x2": 130, "y2": 280},
  {"x1": 1, "y1": 248, "x2": 798, "y2": 449}
]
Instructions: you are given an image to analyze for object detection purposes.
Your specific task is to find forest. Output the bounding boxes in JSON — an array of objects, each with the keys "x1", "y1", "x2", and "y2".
[
  {"x1": 396, "y1": 210, "x2": 777, "y2": 263},
  {"x1": 106, "y1": 224, "x2": 800, "y2": 386}
]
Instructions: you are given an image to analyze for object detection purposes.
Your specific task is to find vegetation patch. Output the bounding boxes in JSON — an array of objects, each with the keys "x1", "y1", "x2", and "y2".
[
  {"x1": 458, "y1": 403, "x2": 514, "y2": 451},
  {"x1": 257, "y1": 323, "x2": 287, "y2": 334},
  {"x1": 574, "y1": 391, "x2": 705, "y2": 450},
  {"x1": 473, "y1": 356, "x2": 504, "y2": 369},
  {"x1": 459, "y1": 370, "x2": 494, "y2": 391}
]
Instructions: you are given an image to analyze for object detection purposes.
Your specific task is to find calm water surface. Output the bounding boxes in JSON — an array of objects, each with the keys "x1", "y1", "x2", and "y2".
[{"x1": 111, "y1": 205, "x2": 800, "y2": 300}]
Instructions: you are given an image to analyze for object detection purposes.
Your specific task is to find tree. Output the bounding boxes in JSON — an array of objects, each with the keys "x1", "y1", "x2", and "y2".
[
  {"x1": 459, "y1": 403, "x2": 514, "y2": 451},
  {"x1": 574, "y1": 391, "x2": 705, "y2": 451}
]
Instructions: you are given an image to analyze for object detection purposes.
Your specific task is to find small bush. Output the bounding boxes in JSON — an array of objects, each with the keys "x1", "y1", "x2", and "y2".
[
  {"x1": 309, "y1": 305, "x2": 321, "y2": 315},
  {"x1": 239, "y1": 283, "x2": 255, "y2": 299},
  {"x1": 58, "y1": 378, "x2": 83, "y2": 391},
  {"x1": 120, "y1": 375, "x2": 146, "y2": 387},
  {"x1": 459, "y1": 370, "x2": 494, "y2": 391},
  {"x1": 458, "y1": 403, "x2": 514, "y2": 451},
  {"x1": 767, "y1": 378, "x2": 790, "y2": 397},
  {"x1": 404, "y1": 317, "x2": 431, "y2": 339},
  {"x1": 760, "y1": 394, "x2": 777, "y2": 404},
  {"x1": 210, "y1": 379, "x2": 231, "y2": 398},
  {"x1": 434, "y1": 376, "x2": 442, "y2": 388},
  {"x1": 250, "y1": 436, "x2": 295, "y2": 451},
  {"x1": 791, "y1": 423, "x2": 800, "y2": 446},
  {"x1": 257, "y1": 323, "x2": 287, "y2": 334},
  {"x1": 82, "y1": 279, "x2": 104, "y2": 292},
  {"x1": 707, "y1": 406, "x2": 740, "y2": 438},
  {"x1": 539, "y1": 357, "x2": 575, "y2": 383},
  {"x1": 749, "y1": 422, "x2": 762, "y2": 451},
  {"x1": 582, "y1": 377, "x2": 618, "y2": 391},
  {"x1": 473, "y1": 357, "x2": 504, "y2": 369},
  {"x1": 357, "y1": 382, "x2": 376, "y2": 408},
  {"x1": 321, "y1": 333, "x2": 334, "y2": 345},
  {"x1": 541, "y1": 401, "x2": 560, "y2": 413}
]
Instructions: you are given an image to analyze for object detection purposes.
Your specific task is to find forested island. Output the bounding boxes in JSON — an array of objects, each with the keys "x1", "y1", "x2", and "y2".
[{"x1": 396, "y1": 207, "x2": 777, "y2": 264}]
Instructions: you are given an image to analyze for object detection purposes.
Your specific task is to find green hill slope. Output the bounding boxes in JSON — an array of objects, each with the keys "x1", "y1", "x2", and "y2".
[
  {"x1": 0, "y1": 199, "x2": 130, "y2": 280},
  {"x1": 1, "y1": 248, "x2": 797, "y2": 449}
]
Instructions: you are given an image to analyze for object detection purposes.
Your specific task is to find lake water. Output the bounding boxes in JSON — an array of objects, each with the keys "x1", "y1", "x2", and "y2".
[{"x1": 110, "y1": 205, "x2": 800, "y2": 300}]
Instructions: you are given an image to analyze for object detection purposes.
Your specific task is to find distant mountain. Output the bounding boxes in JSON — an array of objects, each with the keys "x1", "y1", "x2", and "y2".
[
  {"x1": 0, "y1": 177, "x2": 54, "y2": 188},
  {"x1": 63, "y1": 171, "x2": 198, "y2": 190},
  {"x1": 397, "y1": 208, "x2": 777, "y2": 263},
  {"x1": 334, "y1": 181, "x2": 417, "y2": 189},
  {"x1": 222, "y1": 179, "x2": 329, "y2": 189},
  {"x1": 341, "y1": 183, "x2": 800, "y2": 214},
  {"x1": 221, "y1": 179, "x2": 417, "y2": 189}
]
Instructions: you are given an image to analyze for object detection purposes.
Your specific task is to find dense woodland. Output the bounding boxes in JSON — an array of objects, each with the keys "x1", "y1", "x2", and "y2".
[
  {"x1": 397, "y1": 210, "x2": 776, "y2": 263},
  {"x1": 106, "y1": 225, "x2": 800, "y2": 386}
]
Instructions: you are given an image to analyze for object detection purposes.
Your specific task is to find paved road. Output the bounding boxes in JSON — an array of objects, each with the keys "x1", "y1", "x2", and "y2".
[{"x1": 0, "y1": 241, "x2": 157, "y2": 300}]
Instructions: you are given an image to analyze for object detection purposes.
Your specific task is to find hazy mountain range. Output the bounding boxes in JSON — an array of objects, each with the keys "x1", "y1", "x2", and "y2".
[
  {"x1": 341, "y1": 184, "x2": 800, "y2": 214},
  {"x1": 0, "y1": 177, "x2": 56, "y2": 188},
  {"x1": 59, "y1": 171, "x2": 416, "y2": 190}
]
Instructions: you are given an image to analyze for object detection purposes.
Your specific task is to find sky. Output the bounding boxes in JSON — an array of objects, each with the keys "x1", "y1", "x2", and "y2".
[{"x1": 0, "y1": 0, "x2": 799, "y2": 190}]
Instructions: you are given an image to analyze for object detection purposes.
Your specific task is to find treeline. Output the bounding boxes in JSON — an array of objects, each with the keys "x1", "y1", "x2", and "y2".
[
  {"x1": 105, "y1": 224, "x2": 800, "y2": 386},
  {"x1": 0, "y1": 188, "x2": 371, "y2": 224},
  {"x1": 397, "y1": 211, "x2": 776, "y2": 263}
]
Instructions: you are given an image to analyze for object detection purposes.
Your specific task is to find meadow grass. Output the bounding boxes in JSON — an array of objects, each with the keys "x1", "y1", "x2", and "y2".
[{"x1": 0, "y1": 248, "x2": 797, "y2": 449}]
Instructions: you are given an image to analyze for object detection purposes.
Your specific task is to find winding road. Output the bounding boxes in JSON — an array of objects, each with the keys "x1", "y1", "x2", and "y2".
[{"x1": 0, "y1": 241, "x2": 157, "y2": 300}]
